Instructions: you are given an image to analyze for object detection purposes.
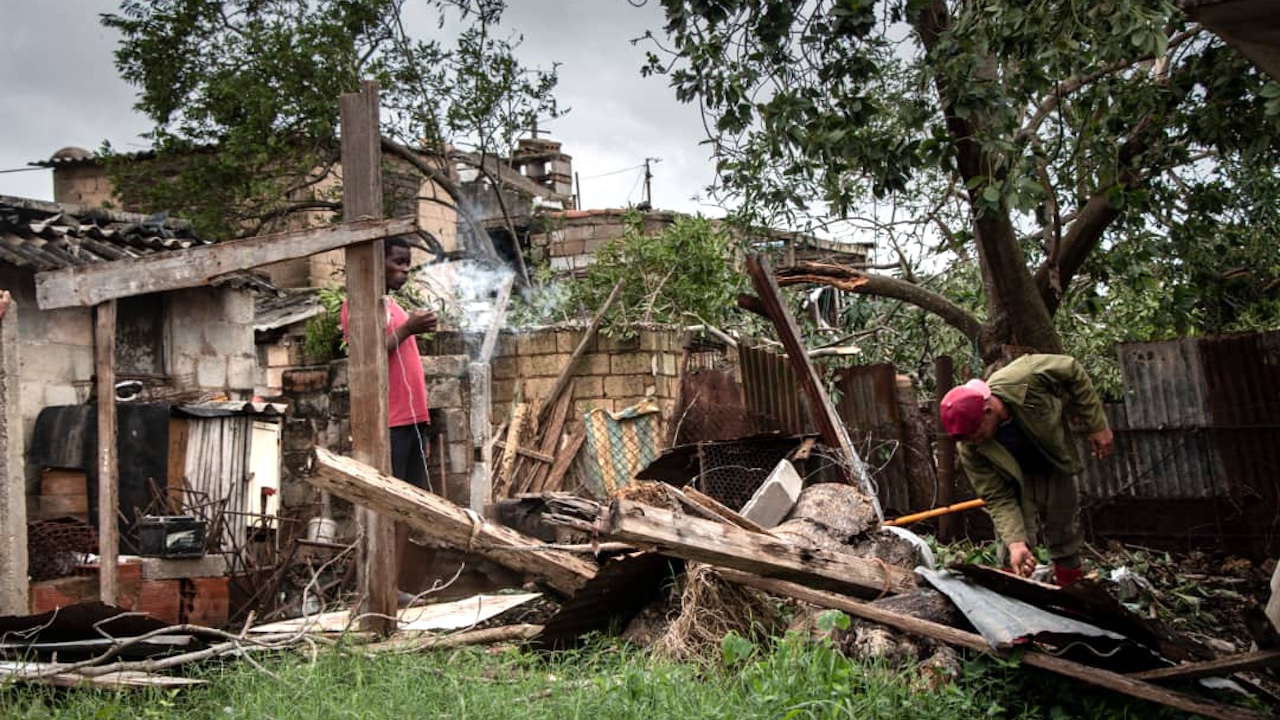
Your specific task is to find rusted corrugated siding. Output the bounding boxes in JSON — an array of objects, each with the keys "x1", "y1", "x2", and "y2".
[
  {"x1": 835, "y1": 363, "x2": 909, "y2": 513},
  {"x1": 1118, "y1": 339, "x2": 1209, "y2": 429},
  {"x1": 738, "y1": 344, "x2": 809, "y2": 435},
  {"x1": 1198, "y1": 331, "x2": 1280, "y2": 504},
  {"x1": 1078, "y1": 405, "x2": 1219, "y2": 500}
]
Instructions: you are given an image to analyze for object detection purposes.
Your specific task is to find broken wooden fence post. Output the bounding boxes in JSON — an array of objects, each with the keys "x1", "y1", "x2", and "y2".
[{"x1": 309, "y1": 447, "x2": 596, "y2": 596}]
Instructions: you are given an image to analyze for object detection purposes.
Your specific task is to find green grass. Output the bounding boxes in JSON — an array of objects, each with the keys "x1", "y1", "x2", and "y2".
[{"x1": 0, "y1": 632, "x2": 1211, "y2": 720}]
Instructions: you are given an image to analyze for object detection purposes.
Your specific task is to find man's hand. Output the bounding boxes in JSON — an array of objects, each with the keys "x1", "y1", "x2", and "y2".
[
  {"x1": 1008, "y1": 541, "x2": 1036, "y2": 577},
  {"x1": 402, "y1": 308, "x2": 438, "y2": 336},
  {"x1": 1088, "y1": 426, "x2": 1114, "y2": 459}
]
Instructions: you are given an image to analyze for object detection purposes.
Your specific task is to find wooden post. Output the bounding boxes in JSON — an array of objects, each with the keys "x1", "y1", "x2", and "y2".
[
  {"x1": 340, "y1": 80, "x2": 396, "y2": 634},
  {"x1": 934, "y1": 355, "x2": 957, "y2": 541},
  {"x1": 0, "y1": 292, "x2": 28, "y2": 615},
  {"x1": 94, "y1": 300, "x2": 119, "y2": 604}
]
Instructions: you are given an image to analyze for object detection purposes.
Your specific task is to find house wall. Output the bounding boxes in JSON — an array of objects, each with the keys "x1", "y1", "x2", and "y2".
[
  {"x1": 167, "y1": 286, "x2": 258, "y2": 395},
  {"x1": 529, "y1": 210, "x2": 680, "y2": 276}
]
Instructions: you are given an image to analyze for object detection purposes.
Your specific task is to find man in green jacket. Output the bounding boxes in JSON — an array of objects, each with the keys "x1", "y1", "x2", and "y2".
[{"x1": 939, "y1": 354, "x2": 1114, "y2": 586}]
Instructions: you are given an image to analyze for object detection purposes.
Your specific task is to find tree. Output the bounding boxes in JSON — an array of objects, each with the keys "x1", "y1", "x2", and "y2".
[
  {"x1": 102, "y1": 0, "x2": 559, "y2": 248},
  {"x1": 645, "y1": 0, "x2": 1280, "y2": 363}
]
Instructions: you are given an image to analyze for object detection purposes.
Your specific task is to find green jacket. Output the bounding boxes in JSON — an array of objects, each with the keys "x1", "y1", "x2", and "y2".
[{"x1": 956, "y1": 354, "x2": 1109, "y2": 545}]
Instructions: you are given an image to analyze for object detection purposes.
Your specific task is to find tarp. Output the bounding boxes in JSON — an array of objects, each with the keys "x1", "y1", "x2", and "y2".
[{"x1": 580, "y1": 398, "x2": 661, "y2": 497}]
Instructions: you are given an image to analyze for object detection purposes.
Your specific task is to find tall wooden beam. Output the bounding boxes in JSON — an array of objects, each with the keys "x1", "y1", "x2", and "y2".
[
  {"x1": 94, "y1": 300, "x2": 119, "y2": 604},
  {"x1": 0, "y1": 292, "x2": 28, "y2": 615},
  {"x1": 741, "y1": 255, "x2": 881, "y2": 518},
  {"x1": 341, "y1": 80, "x2": 397, "y2": 635},
  {"x1": 35, "y1": 217, "x2": 416, "y2": 310}
]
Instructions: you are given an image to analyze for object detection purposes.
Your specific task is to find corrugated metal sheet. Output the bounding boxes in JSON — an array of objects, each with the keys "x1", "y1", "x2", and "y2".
[
  {"x1": 1199, "y1": 331, "x2": 1280, "y2": 503},
  {"x1": 183, "y1": 415, "x2": 254, "y2": 551},
  {"x1": 1077, "y1": 406, "x2": 1218, "y2": 500},
  {"x1": 738, "y1": 344, "x2": 808, "y2": 435},
  {"x1": 835, "y1": 363, "x2": 909, "y2": 513},
  {"x1": 1118, "y1": 338, "x2": 1209, "y2": 428}
]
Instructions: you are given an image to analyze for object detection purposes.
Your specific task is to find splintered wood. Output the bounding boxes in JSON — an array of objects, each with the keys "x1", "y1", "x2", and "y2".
[{"x1": 309, "y1": 447, "x2": 596, "y2": 596}]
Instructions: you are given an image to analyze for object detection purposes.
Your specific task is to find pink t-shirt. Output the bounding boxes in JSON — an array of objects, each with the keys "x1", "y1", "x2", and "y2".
[{"x1": 340, "y1": 296, "x2": 430, "y2": 428}]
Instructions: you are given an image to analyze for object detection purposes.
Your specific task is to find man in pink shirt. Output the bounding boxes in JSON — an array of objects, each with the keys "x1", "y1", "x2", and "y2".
[{"x1": 341, "y1": 236, "x2": 438, "y2": 489}]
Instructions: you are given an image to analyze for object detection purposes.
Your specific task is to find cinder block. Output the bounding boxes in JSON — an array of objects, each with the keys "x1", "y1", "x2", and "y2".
[
  {"x1": 491, "y1": 356, "x2": 517, "y2": 380},
  {"x1": 516, "y1": 331, "x2": 559, "y2": 356},
  {"x1": 610, "y1": 353, "x2": 655, "y2": 376},
  {"x1": 740, "y1": 459, "x2": 803, "y2": 526},
  {"x1": 580, "y1": 353, "x2": 610, "y2": 375},
  {"x1": 139, "y1": 555, "x2": 229, "y2": 580},
  {"x1": 194, "y1": 356, "x2": 228, "y2": 388},
  {"x1": 447, "y1": 442, "x2": 470, "y2": 474},
  {"x1": 266, "y1": 343, "x2": 292, "y2": 368},
  {"x1": 421, "y1": 354, "x2": 469, "y2": 378},
  {"x1": 603, "y1": 374, "x2": 647, "y2": 399},
  {"x1": 518, "y1": 353, "x2": 569, "y2": 378},
  {"x1": 575, "y1": 376, "x2": 604, "y2": 399},
  {"x1": 426, "y1": 380, "x2": 462, "y2": 408}
]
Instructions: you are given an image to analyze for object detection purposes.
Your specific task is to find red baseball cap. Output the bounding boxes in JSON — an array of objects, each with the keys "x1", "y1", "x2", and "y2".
[{"x1": 940, "y1": 379, "x2": 991, "y2": 438}]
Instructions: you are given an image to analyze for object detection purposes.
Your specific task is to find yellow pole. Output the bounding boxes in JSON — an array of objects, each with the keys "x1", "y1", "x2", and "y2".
[{"x1": 884, "y1": 499, "x2": 986, "y2": 527}]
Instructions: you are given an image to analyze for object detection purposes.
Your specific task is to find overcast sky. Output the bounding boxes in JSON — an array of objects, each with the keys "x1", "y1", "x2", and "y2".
[{"x1": 0, "y1": 0, "x2": 723, "y2": 216}]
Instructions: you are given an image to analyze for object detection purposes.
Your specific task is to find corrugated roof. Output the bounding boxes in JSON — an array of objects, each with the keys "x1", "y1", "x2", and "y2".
[
  {"x1": 254, "y1": 289, "x2": 323, "y2": 333},
  {"x1": 0, "y1": 195, "x2": 204, "y2": 272},
  {"x1": 0, "y1": 195, "x2": 279, "y2": 295}
]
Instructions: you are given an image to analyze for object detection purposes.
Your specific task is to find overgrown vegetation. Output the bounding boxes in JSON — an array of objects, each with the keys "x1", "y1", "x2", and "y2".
[
  {"x1": 513, "y1": 210, "x2": 749, "y2": 338},
  {"x1": 0, "y1": 632, "x2": 1207, "y2": 719}
]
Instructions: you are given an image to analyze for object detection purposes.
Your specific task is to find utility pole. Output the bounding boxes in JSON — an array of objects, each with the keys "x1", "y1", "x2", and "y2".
[{"x1": 643, "y1": 157, "x2": 661, "y2": 207}]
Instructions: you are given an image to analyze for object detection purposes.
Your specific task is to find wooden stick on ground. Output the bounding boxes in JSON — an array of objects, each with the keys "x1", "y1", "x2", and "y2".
[{"x1": 718, "y1": 569, "x2": 1273, "y2": 720}]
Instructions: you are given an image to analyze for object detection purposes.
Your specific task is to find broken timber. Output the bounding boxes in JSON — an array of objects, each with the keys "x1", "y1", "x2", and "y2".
[
  {"x1": 35, "y1": 216, "x2": 417, "y2": 310},
  {"x1": 556, "y1": 498, "x2": 915, "y2": 599},
  {"x1": 739, "y1": 255, "x2": 880, "y2": 517},
  {"x1": 719, "y1": 570, "x2": 1273, "y2": 720},
  {"x1": 310, "y1": 447, "x2": 596, "y2": 596}
]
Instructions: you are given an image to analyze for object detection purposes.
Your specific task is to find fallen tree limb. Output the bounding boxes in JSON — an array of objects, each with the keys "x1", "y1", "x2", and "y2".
[
  {"x1": 359, "y1": 624, "x2": 544, "y2": 655},
  {"x1": 718, "y1": 570, "x2": 1273, "y2": 720},
  {"x1": 310, "y1": 447, "x2": 597, "y2": 596},
  {"x1": 580, "y1": 498, "x2": 916, "y2": 599},
  {"x1": 1127, "y1": 649, "x2": 1280, "y2": 683}
]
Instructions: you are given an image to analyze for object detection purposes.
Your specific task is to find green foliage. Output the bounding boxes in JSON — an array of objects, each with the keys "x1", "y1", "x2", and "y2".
[
  {"x1": 302, "y1": 285, "x2": 349, "y2": 364},
  {"x1": 562, "y1": 210, "x2": 747, "y2": 337},
  {"x1": 0, "y1": 633, "x2": 1220, "y2": 719},
  {"x1": 101, "y1": 0, "x2": 560, "y2": 240},
  {"x1": 649, "y1": 0, "x2": 1280, "y2": 366}
]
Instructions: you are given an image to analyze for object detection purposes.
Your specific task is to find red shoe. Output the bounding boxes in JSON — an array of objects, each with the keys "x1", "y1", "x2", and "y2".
[{"x1": 1053, "y1": 563, "x2": 1084, "y2": 587}]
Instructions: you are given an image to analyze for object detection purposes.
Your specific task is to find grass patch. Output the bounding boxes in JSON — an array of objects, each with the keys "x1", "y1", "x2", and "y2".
[{"x1": 1, "y1": 632, "x2": 1208, "y2": 719}]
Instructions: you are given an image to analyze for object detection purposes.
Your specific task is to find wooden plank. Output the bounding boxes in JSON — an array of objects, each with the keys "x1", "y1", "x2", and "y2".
[
  {"x1": 493, "y1": 441, "x2": 555, "y2": 464},
  {"x1": 742, "y1": 255, "x2": 878, "y2": 517},
  {"x1": 522, "y1": 380, "x2": 576, "y2": 494},
  {"x1": 602, "y1": 499, "x2": 916, "y2": 599},
  {"x1": 494, "y1": 403, "x2": 528, "y2": 498},
  {"x1": 477, "y1": 275, "x2": 514, "y2": 364},
  {"x1": 535, "y1": 279, "x2": 624, "y2": 427},
  {"x1": 94, "y1": 300, "x2": 119, "y2": 604},
  {"x1": 531, "y1": 422, "x2": 587, "y2": 494},
  {"x1": 309, "y1": 447, "x2": 596, "y2": 596},
  {"x1": 719, "y1": 570, "x2": 1273, "y2": 720},
  {"x1": 680, "y1": 486, "x2": 774, "y2": 535},
  {"x1": 0, "y1": 290, "x2": 26, "y2": 615},
  {"x1": 1128, "y1": 650, "x2": 1280, "y2": 683},
  {"x1": 35, "y1": 217, "x2": 416, "y2": 310},
  {"x1": 166, "y1": 418, "x2": 189, "y2": 514},
  {"x1": 341, "y1": 80, "x2": 396, "y2": 635}
]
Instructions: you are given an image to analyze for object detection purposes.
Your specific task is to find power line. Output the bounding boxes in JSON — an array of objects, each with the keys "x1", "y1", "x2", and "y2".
[
  {"x1": 0, "y1": 166, "x2": 47, "y2": 175},
  {"x1": 580, "y1": 164, "x2": 645, "y2": 180}
]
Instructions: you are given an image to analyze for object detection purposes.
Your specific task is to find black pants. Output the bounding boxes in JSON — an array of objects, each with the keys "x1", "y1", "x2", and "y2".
[{"x1": 390, "y1": 423, "x2": 432, "y2": 492}]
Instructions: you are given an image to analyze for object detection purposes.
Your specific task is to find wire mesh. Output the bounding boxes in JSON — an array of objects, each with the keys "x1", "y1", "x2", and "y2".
[
  {"x1": 693, "y1": 438, "x2": 801, "y2": 513},
  {"x1": 27, "y1": 518, "x2": 98, "y2": 581}
]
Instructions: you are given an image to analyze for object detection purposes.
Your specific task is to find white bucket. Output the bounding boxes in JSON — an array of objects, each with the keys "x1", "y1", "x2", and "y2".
[{"x1": 305, "y1": 517, "x2": 337, "y2": 544}]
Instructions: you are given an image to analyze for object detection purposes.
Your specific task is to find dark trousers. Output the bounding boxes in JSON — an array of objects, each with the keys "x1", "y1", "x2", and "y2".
[{"x1": 390, "y1": 422, "x2": 432, "y2": 491}]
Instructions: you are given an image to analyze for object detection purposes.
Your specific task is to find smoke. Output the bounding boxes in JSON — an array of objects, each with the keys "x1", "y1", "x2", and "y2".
[{"x1": 411, "y1": 259, "x2": 515, "y2": 334}]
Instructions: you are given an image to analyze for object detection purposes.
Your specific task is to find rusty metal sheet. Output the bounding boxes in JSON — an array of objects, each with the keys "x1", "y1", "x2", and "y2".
[
  {"x1": 1199, "y1": 331, "x2": 1280, "y2": 504},
  {"x1": 835, "y1": 363, "x2": 909, "y2": 514},
  {"x1": 1118, "y1": 338, "x2": 1209, "y2": 429},
  {"x1": 738, "y1": 344, "x2": 809, "y2": 435}
]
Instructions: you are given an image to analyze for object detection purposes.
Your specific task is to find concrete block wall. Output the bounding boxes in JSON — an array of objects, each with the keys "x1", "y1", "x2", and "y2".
[
  {"x1": 489, "y1": 326, "x2": 682, "y2": 430},
  {"x1": 168, "y1": 286, "x2": 258, "y2": 396},
  {"x1": 529, "y1": 210, "x2": 678, "y2": 276}
]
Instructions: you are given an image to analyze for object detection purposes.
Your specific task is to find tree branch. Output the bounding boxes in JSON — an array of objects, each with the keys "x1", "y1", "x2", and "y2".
[{"x1": 775, "y1": 262, "x2": 983, "y2": 343}]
